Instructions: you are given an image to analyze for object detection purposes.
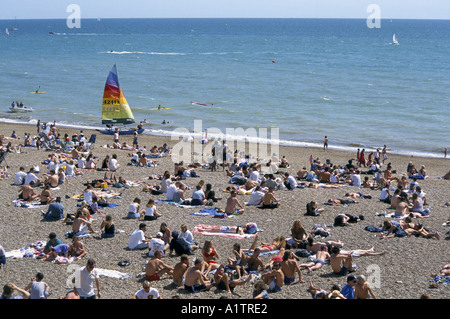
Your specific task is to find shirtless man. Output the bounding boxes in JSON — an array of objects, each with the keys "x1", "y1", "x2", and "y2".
[
  {"x1": 225, "y1": 191, "x2": 245, "y2": 216},
  {"x1": 72, "y1": 211, "x2": 97, "y2": 235},
  {"x1": 280, "y1": 250, "x2": 305, "y2": 284},
  {"x1": 299, "y1": 245, "x2": 331, "y2": 273},
  {"x1": 302, "y1": 236, "x2": 344, "y2": 254},
  {"x1": 330, "y1": 246, "x2": 354, "y2": 276},
  {"x1": 145, "y1": 250, "x2": 173, "y2": 281},
  {"x1": 184, "y1": 258, "x2": 212, "y2": 293},
  {"x1": 261, "y1": 188, "x2": 280, "y2": 209},
  {"x1": 172, "y1": 255, "x2": 190, "y2": 288},
  {"x1": 244, "y1": 248, "x2": 265, "y2": 274},
  {"x1": 318, "y1": 167, "x2": 331, "y2": 183},
  {"x1": 355, "y1": 275, "x2": 376, "y2": 299},
  {"x1": 261, "y1": 260, "x2": 284, "y2": 292},
  {"x1": 18, "y1": 182, "x2": 39, "y2": 201},
  {"x1": 297, "y1": 167, "x2": 308, "y2": 180}
]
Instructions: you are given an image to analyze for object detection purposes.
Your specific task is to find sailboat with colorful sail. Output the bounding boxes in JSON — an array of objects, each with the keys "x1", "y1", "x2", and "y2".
[{"x1": 98, "y1": 64, "x2": 144, "y2": 135}]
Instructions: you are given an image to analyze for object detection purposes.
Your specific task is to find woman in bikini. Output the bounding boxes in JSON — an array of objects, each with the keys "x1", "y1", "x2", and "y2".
[
  {"x1": 68, "y1": 236, "x2": 87, "y2": 261},
  {"x1": 242, "y1": 234, "x2": 286, "y2": 254},
  {"x1": 201, "y1": 240, "x2": 220, "y2": 276}
]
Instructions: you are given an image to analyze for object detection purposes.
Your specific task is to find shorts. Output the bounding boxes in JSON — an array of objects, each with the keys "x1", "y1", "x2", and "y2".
[
  {"x1": 284, "y1": 276, "x2": 295, "y2": 285},
  {"x1": 313, "y1": 259, "x2": 325, "y2": 266},
  {"x1": 146, "y1": 273, "x2": 160, "y2": 281},
  {"x1": 220, "y1": 226, "x2": 231, "y2": 233},
  {"x1": 268, "y1": 280, "x2": 282, "y2": 292},
  {"x1": 184, "y1": 283, "x2": 207, "y2": 293}
]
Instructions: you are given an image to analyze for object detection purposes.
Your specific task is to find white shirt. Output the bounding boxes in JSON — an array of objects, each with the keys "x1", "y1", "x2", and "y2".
[
  {"x1": 77, "y1": 157, "x2": 86, "y2": 169},
  {"x1": 179, "y1": 230, "x2": 195, "y2": 245},
  {"x1": 109, "y1": 158, "x2": 119, "y2": 171},
  {"x1": 14, "y1": 171, "x2": 27, "y2": 185},
  {"x1": 83, "y1": 190, "x2": 93, "y2": 205},
  {"x1": 24, "y1": 172, "x2": 38, "y2": 185},
  {"x1": 160, "y1": 179, "x2": 171, "y2": 193},
  {"x1": 166, "y1": 184, "x2": 177, "y2": 201},
  {"x1": 247, "y1": 191, "x2": 265, "y2": 206},
  {"x1": 350, "y1": 174, "x2": 361, "y2": 187},
  {"x1": 74, "y1": 266, "x2": 99, "y2": 298},
  {"x1": 135, "y1": 288, "x2": 160, "y2": 299},
  {"x1": 192, "y1": 189, "x2": 205, "y2": 200},
  {"x1": 249, "y1": 171, "x2": 260, "y2": 182},
  {"x1": 148, "y1": 238, "x2": 165, "y2": 257},
  {"x1": 128, "y1": 229, "x2": 146, "y2": 249},
  {"x1": 66, "y1": 164, "x2": 75, "y2": 176},
  {"x1": 145, "y1": 206, "x2": 156, "y2": 217},
  {"x1": 286, "y1": 176, "x2": 297, "y2": 188}
]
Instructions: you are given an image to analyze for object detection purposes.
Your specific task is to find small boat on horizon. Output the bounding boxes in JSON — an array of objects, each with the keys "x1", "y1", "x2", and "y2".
[{"x1": 393, "y1": 33, "x2": 399, "y2": 45}]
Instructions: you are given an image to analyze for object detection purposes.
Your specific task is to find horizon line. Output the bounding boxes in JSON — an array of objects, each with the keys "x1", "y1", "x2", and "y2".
[{"x1": 1, "y1": 17, "x2": 450, "y2": 21}]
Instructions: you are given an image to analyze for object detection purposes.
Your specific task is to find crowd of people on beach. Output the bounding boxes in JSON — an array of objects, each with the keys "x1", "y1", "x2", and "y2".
[{"x1": 0, "y1": 124, "x2": 449, "y2": 300}]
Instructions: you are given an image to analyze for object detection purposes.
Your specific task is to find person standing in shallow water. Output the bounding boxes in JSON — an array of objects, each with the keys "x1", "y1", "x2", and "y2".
[{"x1": 323, "y1": 136, "x2": 328, "y2": 151}]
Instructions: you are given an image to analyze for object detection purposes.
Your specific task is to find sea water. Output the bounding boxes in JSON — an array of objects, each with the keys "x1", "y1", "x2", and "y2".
[{"x1": 0, "y1": 18, "x2": 449, "y2": 157}]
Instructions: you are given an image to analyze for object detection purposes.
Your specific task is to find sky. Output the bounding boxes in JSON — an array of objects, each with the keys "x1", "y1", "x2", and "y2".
[{"x1": 0, "y1": 0, "x2": 449, "y2": 20}]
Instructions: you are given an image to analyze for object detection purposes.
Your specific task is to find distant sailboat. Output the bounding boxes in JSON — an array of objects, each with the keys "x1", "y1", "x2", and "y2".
[
  {"x1": 98, "y1": 64, "x2": 144, "y2": 135},
  {"x1": 5, "y1": 28, "x2": 9, "y2": 36},
  {"x1": 393, "y1": 33, "x2": 399, "y2": 45}
]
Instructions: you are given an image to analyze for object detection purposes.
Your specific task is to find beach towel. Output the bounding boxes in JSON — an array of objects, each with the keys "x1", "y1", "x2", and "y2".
[
  {"x1": 244, "y1": 250, "x2": 280, "y2": 256},
  {"x1": 4, "y1": 240, "x2": 45, "y2": 259},
  {"x1": 190, "y1": 208, "x2": 218, "y2": 217},
  {"x1": 191, "y1": 224, "x2": 257, "y2": 239},
  {"x1": 426, "y1": 275, "x2": 450, "y2": 285},
  {"x1": 12, "y1": 199, "x2": 43, "y2": 208},
  {"x1": 96, "y1": 268, "x2": 133, "y2": 280}
]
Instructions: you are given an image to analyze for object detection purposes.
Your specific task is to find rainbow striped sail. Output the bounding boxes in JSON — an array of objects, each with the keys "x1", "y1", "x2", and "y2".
[{"x1": 101, "y1": 64, "x2": 135, "y2": 125}]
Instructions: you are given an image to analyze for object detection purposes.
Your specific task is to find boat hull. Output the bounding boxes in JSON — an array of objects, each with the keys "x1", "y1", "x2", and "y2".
[{"x1": 9, "y1": 107, "x2": 34, "y2": 113}]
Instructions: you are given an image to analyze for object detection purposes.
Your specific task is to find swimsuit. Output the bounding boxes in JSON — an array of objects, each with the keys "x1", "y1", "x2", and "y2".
[
  {"x1": 146, "y1": 273, "x2": 160, "y2": 281},
  {"x1": 261, "y1": 244, "x2": 275, "y2": 251},
  {"x1": 184, "y1": 283, "x2": 207, "y2": 293},
  {"x1": 313, "y1": 259, "x2": 325, "y2": 265},
  {"x1": 284, "y1": 276, "x2": 295, "y2": 285},
  {"x1": 202, "y1": 250, "x2": 217, "y2": 264}
]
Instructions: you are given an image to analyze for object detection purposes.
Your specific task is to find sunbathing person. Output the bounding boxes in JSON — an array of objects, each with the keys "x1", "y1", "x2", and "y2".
[
  {"x1": 299, "y1": 245, "x2": 331, "y2": 273},
  {"x1": 260, "y1": 187, "x2": 280, "y2": 209},
  {"x1": 243, "y1": 248, "x2": 265, "y2": 274},
  {"x1": 18, "y1": 182, "x2": 39, "y2": 201},
  {"x1": 226, "y1": 243, "x2": 247, "y2": 279},
  {"x1": 325, "y1": 198, "x2": 358, "y2": 206},
  {"x1": 438, "y1": 264, "x2": 450, "y2": 276},
  {"x1": 39, "y1": 185, "x2": 56, "y2": 205},
  {"x1": 71, "y1": 211, "x2": 98, "y2": 236},
  {"x1": 225, "y1": 191, "x2": 245, "y2": 216},
  {"x1": 201, "y1": 240, "x2": 220, "y2": 276},
  {"x1": 344, "y1": 192, "x2": 372, "y2": 199},
  {"x1": 280, "y1": 250, "x2": 305, "y2": 284},
  {"x1": 401, "y1": 222, "x2": 442, "y2": 240},
  {"x1": 329, "y1": 246, "x2": 355, "y2": 276},
  {"x1": 242, "y1": 233, "x2": 286, "y2": 254},
  {"x1": 213, "y1": 264, "x2": 252, "y2": 294},
  {"x1": 195, "y1": 223, "x2": 258, "y2": 236}
]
